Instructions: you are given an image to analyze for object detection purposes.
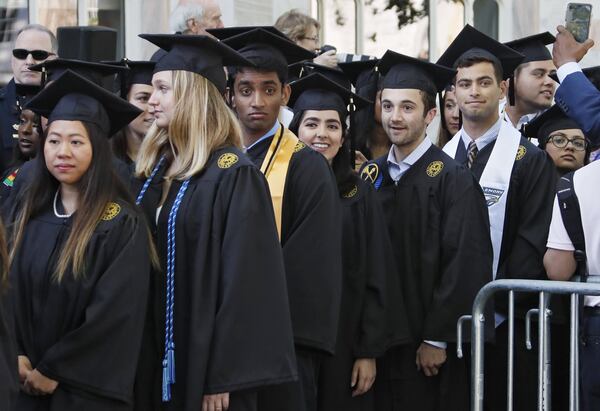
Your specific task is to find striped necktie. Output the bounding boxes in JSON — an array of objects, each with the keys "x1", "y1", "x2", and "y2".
[{"x1": 467, "y1": 140, "x2": 478, "y2": 168}]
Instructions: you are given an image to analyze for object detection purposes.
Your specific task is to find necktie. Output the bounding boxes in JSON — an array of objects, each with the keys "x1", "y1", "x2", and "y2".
[{"x1": 467, "y1": 140, "x2": 478, "y2": 169}]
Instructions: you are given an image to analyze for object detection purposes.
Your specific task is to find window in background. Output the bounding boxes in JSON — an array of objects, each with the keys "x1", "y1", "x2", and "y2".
[
  {"x1": 0, "y1": 1, "x2": 29, "y2": 84},
  {"x1": 321, "y1": 0, "x2": 357, "y2": 55},
  {"x1": 85, "y1": 0, "x2": 124, "y2": 58},
  {"x1": 37, "y1": 0, "x2": 77, "y2": 35},
  {"x1": 473, "y1": 0, "x2": 498, "y2": 39}
]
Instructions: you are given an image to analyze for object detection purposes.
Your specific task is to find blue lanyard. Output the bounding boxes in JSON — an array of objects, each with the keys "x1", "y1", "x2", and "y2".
[{"x1": 135, "y1": 155, "x2": 190, "y2": 402}]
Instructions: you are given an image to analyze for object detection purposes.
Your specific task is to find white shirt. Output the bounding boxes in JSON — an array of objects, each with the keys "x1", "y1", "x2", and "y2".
[
  {"x1": 547, "y1": 160, "x2": 600, "y2": 305},
  {"x1": 459, "y1": 116, "x2": 502, "y2": 152},
  {"x1": 386, "y1": 137, "x2": 432, "y2": 182}
]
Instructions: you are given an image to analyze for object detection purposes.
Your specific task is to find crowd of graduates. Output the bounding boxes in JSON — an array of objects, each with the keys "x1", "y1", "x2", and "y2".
[{"x1": 0, "y1": 4, "x2": 599, "y2": 411}]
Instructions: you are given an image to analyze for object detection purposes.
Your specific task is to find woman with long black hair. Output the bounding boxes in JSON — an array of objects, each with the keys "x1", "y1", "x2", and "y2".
[
  {"x1": 288, "y1": 73, "x2": 409, "y2": 411},
  {"x1": 6, "y1": 69, "x2": 155, "y2": 410}
]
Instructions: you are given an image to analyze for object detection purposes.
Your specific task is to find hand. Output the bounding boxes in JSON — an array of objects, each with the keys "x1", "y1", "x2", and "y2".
[
  {"x1": 202, "y1": 392, "x2": 229, "y2": 411},
  {"x1": 18, "y1": 356, "x2": 33, "y2": 385},
  {"x1": 23, "y1": 369, "x2": 58, "y2": 396},
  {"x1": 354, "y1": 150, "x2": 368, "y2": 171},
  {"x1": 314, "y1": 50, "x2": 338, "y2": 68},
  {"x1": 351, "y1": 358, "x2": 376, "y2": 397},
  {"x1": 416, "y1": 343, "x2": 446, "y2": 377},
  {"x1": 553, "y1": 25, "x2": 594, "y2": 68}
]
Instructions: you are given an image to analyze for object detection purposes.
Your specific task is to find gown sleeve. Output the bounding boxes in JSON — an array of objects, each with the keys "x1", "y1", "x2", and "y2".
[
  {"x1": 354, "y1": 183, "x2": 411, "y2": 358},
  {"x1": 34, "y1": 213, "x2": 151, "y2": 403},
  {"x1": 422, "y1": 168, "x2": 494, "y2": 342},
  {"x1": 204, "y1": 165, "x2": 297, "y2": 394}
]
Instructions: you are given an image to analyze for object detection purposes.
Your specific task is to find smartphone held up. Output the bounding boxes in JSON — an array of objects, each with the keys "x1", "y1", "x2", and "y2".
[{"x1": 566, "y1": 2, "x2": 592, "y2": 43}]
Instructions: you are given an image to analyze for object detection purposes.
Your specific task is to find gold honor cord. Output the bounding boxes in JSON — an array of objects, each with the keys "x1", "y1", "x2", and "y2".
[{"x1": 260, "y1": 123, "x2": 299, "y2": 239}]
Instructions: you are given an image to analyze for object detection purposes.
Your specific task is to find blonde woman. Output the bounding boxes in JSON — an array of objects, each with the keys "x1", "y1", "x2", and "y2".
[{"x1": 134, "y1": 34, "x2": 296, "y2": 411}]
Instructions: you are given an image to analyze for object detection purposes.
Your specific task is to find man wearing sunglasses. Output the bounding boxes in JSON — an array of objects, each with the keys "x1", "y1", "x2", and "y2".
[{"x1": 0, "y1": 24, "x2": 57, "y2": 172}]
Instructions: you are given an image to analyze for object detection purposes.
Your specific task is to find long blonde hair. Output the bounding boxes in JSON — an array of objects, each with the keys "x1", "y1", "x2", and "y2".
[{"x1": 136, "y1": 70, "x2": 242, "y2": 180}]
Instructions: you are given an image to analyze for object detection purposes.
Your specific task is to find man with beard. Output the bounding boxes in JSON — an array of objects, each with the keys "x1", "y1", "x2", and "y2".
[
  {"x1": 359, "y1": 50, "x2": 493, "y2": 411},
  {"x1": 503, "y1": 32, "x2": 556, "y2": 136},
  {"x1": 438, "y1": 25, "x2": 560, "y2": 411}
]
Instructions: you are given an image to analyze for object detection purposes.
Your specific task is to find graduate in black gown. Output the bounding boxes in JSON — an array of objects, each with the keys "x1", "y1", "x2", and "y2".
[
  {"x1": 133, "y1": 34, "x2": 297, "y2": 411},
  {"x1": 359, "y1": 51, "x2": 493, "y2": 411},
  {"x1": 287, "y1": 73, "x2": 410, "y2": 410},
  {"x1": 209, "y1": 27, "x2": 343, "y2": 411},
  {"x1": 0, "y1": 221, "x2": 16, "y2": 411},
  {"x1": 437, "y1": 25, "x2": 560, "y2": 411},
  {"x1": 4, "y1": 69, "x2": 153, "y2": 411}
]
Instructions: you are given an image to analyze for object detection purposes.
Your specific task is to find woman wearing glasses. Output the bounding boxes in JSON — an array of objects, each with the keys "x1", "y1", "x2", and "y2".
[{"x1": 524, "y1": 105, "x2": 591, "y2": 175}]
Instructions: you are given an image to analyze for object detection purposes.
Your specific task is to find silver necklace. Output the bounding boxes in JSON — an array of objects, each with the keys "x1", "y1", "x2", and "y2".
[{"x1": 53, "y1": 189, "x2": 72, "y2": 218}]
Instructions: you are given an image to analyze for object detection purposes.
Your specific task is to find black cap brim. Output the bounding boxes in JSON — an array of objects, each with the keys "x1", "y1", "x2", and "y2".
[
  {"x1": 378, "y1": 50, "x2": 456, "y2": 93},
  {"x1": 288, "y1": 61, "x2": 352, "y2": 89},
  {"x1": 338, "y1": 59, "x2": 379, "y2": 87},
  {"x1": 29, "y1": 58, "x2": 129, "y2": 85},
  {"x1": 550, "y1": 65, "x2": 600, "y2": 90},
  {"x1": 504, "y1": 32, "x2": 555, "y2": 63},
  {"x1": 207, "y1": 26, "x2": 290, "y2": 41},
  {"x1": 25, "y1": 70, "x2": 142, "y2": 136},
  {"x1": 288, "y1": 72, "x2": 370, "y2": 112},
  {"x1": 437, "y1": 24, "x2": 525, "y2": 78},
  {"x1": 523, "y1": 105, "x2": 583, "y2": 143}
]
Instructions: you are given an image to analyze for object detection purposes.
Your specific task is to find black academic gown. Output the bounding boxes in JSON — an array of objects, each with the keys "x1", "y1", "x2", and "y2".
[
  {"x1": 0, "y1": 288, "x2": 18, "y2": 411},
  {"x1": 133, "y1": 147, "x2": 297, "y2": 411},
  {"x1": 360, "y1": 145, "x2": 493, "y2": 411},
  {"x1": 452, "y1": 136, "x2": 564, "y2": 411},
  {"x1": 246, "y1": 135, "x2": 342, "y2": 355},
  {"x1": 0, "y1": 80, "x2": 19, "y2": 171},
  {"x1": 317, "y1": 177, "x2": 410, "y2": 411},
  {"x1": 9, "y1": 200, "x2": 151, "y2": 410}
]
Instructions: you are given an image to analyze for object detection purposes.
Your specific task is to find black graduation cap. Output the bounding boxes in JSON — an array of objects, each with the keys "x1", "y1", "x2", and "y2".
[
  {"x1": 103, "y1": 59, "x2": 156, "y2": 98},
  {"x1": 437, "y1": 24, "x2": 525, "y2": 79},
  {"x1": 550, "y1": 65, "x2": 600, "y2": 90},
  {"x1": 29, "y1": 58, "x2": 129, "y2": 87},
  {"x1": 289, "y1": 72, "x2": 370, "y2": 113},
  {"x1": 378, "y1": 50, "x2": 457, "y2": 95},
  {"x1": 504, "y1": 32, "x2": 555, "y2": 63},
  {"x1": 218, "y1": 28, "x2": 316, "y2": 82},
  {"x1": 338, "y1": 59, "x2": 379, "y2": 88},
  {"x1": 25, "y1": 70, "x2": 143, "y2": 136},
  {"x1": 139, "y1": 34, "x2": 255, "y2": 93},
  {"x1": 207, "y1": 26, "x2": 290, "y2": 41},
  {"x1": 523, "y1": 105, "x2": 584, "y2": 147},
  {"x1": 288, "y1": 61, "x2": 351, "y2": 89},
  {"x1": 150, "y1": 48, "x2": 167, "y2": 63}
]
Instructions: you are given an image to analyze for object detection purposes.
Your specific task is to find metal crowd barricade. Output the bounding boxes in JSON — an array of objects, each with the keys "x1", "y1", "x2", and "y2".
[{"x1": 456, "y1": 278, "x2": 600, "y2": 411}]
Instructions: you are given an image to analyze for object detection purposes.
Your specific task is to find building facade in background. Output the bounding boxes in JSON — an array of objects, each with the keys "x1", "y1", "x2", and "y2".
[{"x1": 0, "y1": 0, "x2": 599, "y2": 84}]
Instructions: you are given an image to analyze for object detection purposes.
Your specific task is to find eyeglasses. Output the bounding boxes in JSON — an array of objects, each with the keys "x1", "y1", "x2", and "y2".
[
  {"x1": 301, "y1": 36, "x2": 319, "y2": 42},
  {"x1": 12, "y1": 49, "x2": 55, "y2": 60},
  {"x1": 548, "y1": 134, "x2": 588, "y2": 151}
]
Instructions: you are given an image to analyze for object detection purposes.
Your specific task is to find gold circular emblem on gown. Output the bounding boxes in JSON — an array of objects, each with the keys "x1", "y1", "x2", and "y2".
[
  {"x1": 343, "y1": 185, "x2": 358, "y2": 198},
  {"x1": 516, "y1": 145, "x2": 526, "y2": 161},
  {"x1": 101, "y1": 202, "x2": 121, "y2": 221},
  {"x1": 426, "y1": 161, "x2": 444, "y2": 177},
  {"x1": 294, "y1": 141, "x2": 306, "y2": 153},
  {"x1": 361, "y1": 163, "x2": 379, "y2": 183},
  {"x1": 217, "y1": 153, "x2": 239, "y2": 169}
]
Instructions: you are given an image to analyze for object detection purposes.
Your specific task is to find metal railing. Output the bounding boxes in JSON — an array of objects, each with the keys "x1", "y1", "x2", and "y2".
[{"x1": 456, "y1": 278, "x2": 600, "y2": 411}]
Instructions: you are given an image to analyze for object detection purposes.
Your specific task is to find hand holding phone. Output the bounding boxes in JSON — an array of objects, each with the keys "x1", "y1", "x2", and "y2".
[{"x1": 566, "y1": 3, "x2": 593, "y2": 43}]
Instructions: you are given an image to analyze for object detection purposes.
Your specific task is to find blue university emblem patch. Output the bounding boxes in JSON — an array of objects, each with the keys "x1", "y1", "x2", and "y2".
[{"x1": 482, "y1": 187, "x2": 505, "y2": 207}]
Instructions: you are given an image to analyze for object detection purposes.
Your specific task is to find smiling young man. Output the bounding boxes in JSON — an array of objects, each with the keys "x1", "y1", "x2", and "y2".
[
  {"x1": 438, "y1": 25, "x2": 561, "y2": 411},
  {"x1": 359, "y1": 50, "x2": 492, "y2": 411},
  {"x1": 503, "y1": 32, "x2": 557, "y2": 135},
  {"x1": 209, "y1": 27, "x2": 343, "y2": 411}
]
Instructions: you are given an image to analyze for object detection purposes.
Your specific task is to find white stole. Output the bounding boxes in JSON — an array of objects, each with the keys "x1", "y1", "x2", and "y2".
[{"x1": 443, "y1": 121, "x2": 521, "y2": 277}]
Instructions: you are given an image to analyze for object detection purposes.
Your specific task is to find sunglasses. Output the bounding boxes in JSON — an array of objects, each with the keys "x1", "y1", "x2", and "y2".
[{"x1": 12, "y1": 49, "x2": 55, "y2": 60}]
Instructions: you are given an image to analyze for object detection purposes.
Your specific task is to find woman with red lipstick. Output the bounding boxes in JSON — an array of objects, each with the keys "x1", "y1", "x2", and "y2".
[
  {"x1": 524, "y1": 104, "x2": 591, "y2": 175},
  {"x1": 5, "y1": 69, "x2": 155, "y2": 411},
  {"x1": 288, "y1": 73, "x2": 409, "y2": 411}
]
